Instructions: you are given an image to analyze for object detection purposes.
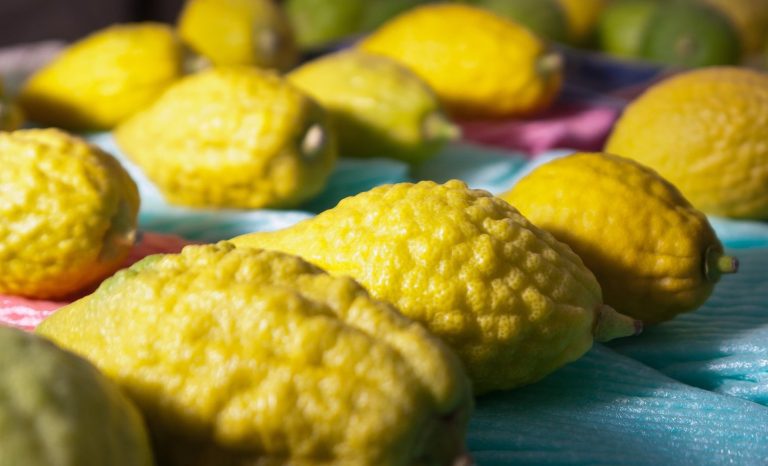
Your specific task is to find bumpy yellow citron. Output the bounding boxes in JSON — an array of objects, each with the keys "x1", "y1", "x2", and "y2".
[
  {"x1": 38, "y1": 243, "x2": 473, "y2": 466},
  {"x1": 358, "y1": 3, "x2": 563, "y2": 119},
  {"x1": 0, "y1": 129, "x2": 139, "y2": 299},
  {"x1": 177, "y1": 0, "x2": 298, "y2": 71},
  {"x1": 288, "y1": 50, "x2": 458, "y2": 163},
  {"x1": 606, "y1": 67, "x2": 768, "y2": 220},
  {"x1": 502, "y1": 152, "x2": 738, "y2": 324},
  {"x1": 115, "y1": 66, "x2": 337, "y2": 209},
  {"x1": 231, "y1": 180, "x2": 639, "y2": 394},
  {"x1": 19, "y1": 23, "x2": 184, "y2": 131}
]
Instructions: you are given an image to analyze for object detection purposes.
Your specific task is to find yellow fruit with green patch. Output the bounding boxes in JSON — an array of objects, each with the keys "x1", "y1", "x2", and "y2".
[
  {"x1": 288, "y1": 50, "x2": 458, "y2": 163},
  {"x1": 116, "y1": 66, "x2": 336, "y2": 209}
]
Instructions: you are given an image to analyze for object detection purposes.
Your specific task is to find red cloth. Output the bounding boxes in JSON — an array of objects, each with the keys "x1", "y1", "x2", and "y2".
[
  {"x1": 459, "y1": 103, "x2": 622, "y2": 156},
  {"x1": 0, "y1": 232, "x2": 195, "y2": 331}
]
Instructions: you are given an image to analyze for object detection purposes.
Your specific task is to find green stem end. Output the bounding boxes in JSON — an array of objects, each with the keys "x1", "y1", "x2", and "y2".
[
  {"x1": 593, "y1": 304, "x2": 642, "y2": 343},
  {"x1": 704, "y1": 246, "x2": 739, "y2": 283}
]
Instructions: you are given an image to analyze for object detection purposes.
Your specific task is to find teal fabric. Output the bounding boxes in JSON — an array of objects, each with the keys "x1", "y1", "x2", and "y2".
[{"x1": 88, "y1": 134, "x2": 768, "y2": 465}]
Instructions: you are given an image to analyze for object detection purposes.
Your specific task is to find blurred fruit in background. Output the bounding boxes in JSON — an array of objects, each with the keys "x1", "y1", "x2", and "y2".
[
  {"x1": 19, "y1": 23, "x2": 185, "y2": 131},
  {"x1": 468, "y1": 0, "x2": 570, "y2": 44},
  {"x1": 597, "y1": 0, "x2": 741, "y2": 68},
  {"x1": 700, "y1": 0, "x2": 768, "y2": 58},
  {"x1": 359, "y1": 3, "x2": 563, "y2": 119},
  {"x1": 606, "y1": 67, "x2": 768, "y2": 220},
  {"x1": 0, "y1": 79, "x2": 23, "y2": 130},
  {"x1": 558, "y1": 0, "x2": 608, "y2": 44},
  {"x1": 115, "y1": 66, "x2": 337, "y2": 209},
  {"x1": 0, "y1": 326, "x2": 153, "y2": 466},
  {"x1": 0, "y1": 129, "x2": 139, "y2": 300},
  {"x1": 288, "y1": 50, "x2": 458, "y2": 163},
  {"x1": 177, "y1": 0, "x2": 299, "y2": 71},
  {"x1": 596, "y1": 0, "x2": 657, "y2": 58},
  {"x1": 285, "y1": 0, "x2": 424, "y2": 50}
]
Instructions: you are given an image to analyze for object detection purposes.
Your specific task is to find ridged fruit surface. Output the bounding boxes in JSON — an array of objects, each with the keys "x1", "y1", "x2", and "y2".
[
  {"x1": 20, "y1": 23, "x2": 183, "y2": 131},
  {"x1": 115, "y1": 66, "x2": 337, "y2": 209},
  {"x1": 231, "y1": 180, "x2": 638, "y2": 394},
  {"x1": 0, "y1": 129, "x2": 139, "y2": 299},
  {"x1": 359, "y1": 3, "x2": 563, "y2": 119},
  {"x1": 606, "y1": 67, "x2": 768, "y2": 220},
  {"x1": 502, "y1": 152, "x2": 738, "y2": 324},
  {"x1": 37, "y1": 243, "x2": 473, "y2": 466}
]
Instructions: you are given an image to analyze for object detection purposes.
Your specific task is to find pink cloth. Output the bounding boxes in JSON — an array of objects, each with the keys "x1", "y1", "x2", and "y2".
[
  {"x1": 0, "y1": 232, "x2": 195, "y2": 331},
  {"x1": 459, "y1": 102, "x2": 621, "y2": 156}
]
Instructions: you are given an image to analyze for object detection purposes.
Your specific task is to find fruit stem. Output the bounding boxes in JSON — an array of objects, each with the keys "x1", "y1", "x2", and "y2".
[
  {"x1": 704, "y1": 246, "x2": 738, "y2": 283},
  {"x1": 301, "y1": 123, "x2": 326, "y2": 158},
  {"x1": 423, "y1": 112, "x2": 461, "y2": 143},
  {"x1": 593, "y1": 305, "x2": 642, "y2": 342},
  {"x1": 536, "y1": 52, "x2": 563, "y2": 77}
]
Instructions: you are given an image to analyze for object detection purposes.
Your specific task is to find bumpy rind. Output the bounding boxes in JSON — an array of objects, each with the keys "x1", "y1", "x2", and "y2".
[
  {"x1": 37, "y1": 243, "x2": 472, "y2": 466},
  {"x1": 232, "y1": 180, "x2": 614, "y2": 393}
]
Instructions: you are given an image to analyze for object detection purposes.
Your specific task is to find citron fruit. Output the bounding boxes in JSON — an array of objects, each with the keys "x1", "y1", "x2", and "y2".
[
  {"x1": 0, "y1": 326, "x2": 153, "y2": 466},
  {"x1": 37, "y1": 242, "x2": 473, "y2": 466},
  {"x1": 472, "y1": 0, "x2": 570, "y2": 44},
  {"x1": 597, "y1": 0, "x2": 659, "y2": 58},
  {"x1": 19, "y1": 23, "x2": 185, "y2": 131},
  {"x1": 177, "y1": 0, "x2": 299, "y2": 71},
  {"x1": 700, "y1": 0, "x2": 768, "y2": 56},
  {"x1": 288, "y1": 50, "x2": 458, "y2": 163},
  {"x1": 115, "y1": 66, "x2": 336, "y2": 209},
  {"x1": 639, "y1": 1, "x2": 741, "y2": 68},
  {"x1": 0, "y1": 128, "x2": 139, "y2": 299},
  {"x1": 606, "y1": 67, "x2": 768, "y2": 220},
  {"x1": 231, "y1": 180, "x2": 639, "y2": 393},
  {"x1": 501, "y1": 152, "x2": 738, "y2": 324},
  {"x1": 358, "y1": 3, "x2": 563, "y2": 119},
  {"x1": 285, "y1": 0, "x2": 420, "y2": 50}
]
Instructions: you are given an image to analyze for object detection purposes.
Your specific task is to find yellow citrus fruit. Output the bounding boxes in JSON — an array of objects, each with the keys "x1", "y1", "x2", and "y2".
[
  {"x1": 700, "y1": 0, "x2": 768, "y2": 56},
  {"x1": 606, "y1": 67, "x2": 768, "y2": 220},
  {"x1": 177, "y1": 0, "x2": 299, "y2": 71},
  {"x1": 0, "y1": 129, "x2": 139, "y2": 299},
  {"x1": 37, "y1": 242, "x2": 473, "y2": 466},
  {"x1": 288, "y1": 50, "x2": 459, "y2": 163},
  {"x1": 557, "y1": 0, "x2": 607, "y2": 44},
  {"x1": 501, "y1": 152, "x2": 738, "y2": 324},
  {"x1": 115, "y1": 66, "x2": 337, "y2": 209},
  {"x1": 19, "y1": 23, "x2": 184, "y2": 131},
  {"x1": 0, "y1": 326, "x2": 153, "y2": 466},
  {"x1": 358, "y1": 3, "x2": 563, "y2": 119},
  {"x1": 231, "y1": 180, "x2": 639, "y2": 394}
]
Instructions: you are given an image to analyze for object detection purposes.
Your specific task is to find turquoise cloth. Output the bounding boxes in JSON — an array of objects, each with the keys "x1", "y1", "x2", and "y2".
[{"x1": 88, "y1": 134, "x2": 768, "y2": 465}]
